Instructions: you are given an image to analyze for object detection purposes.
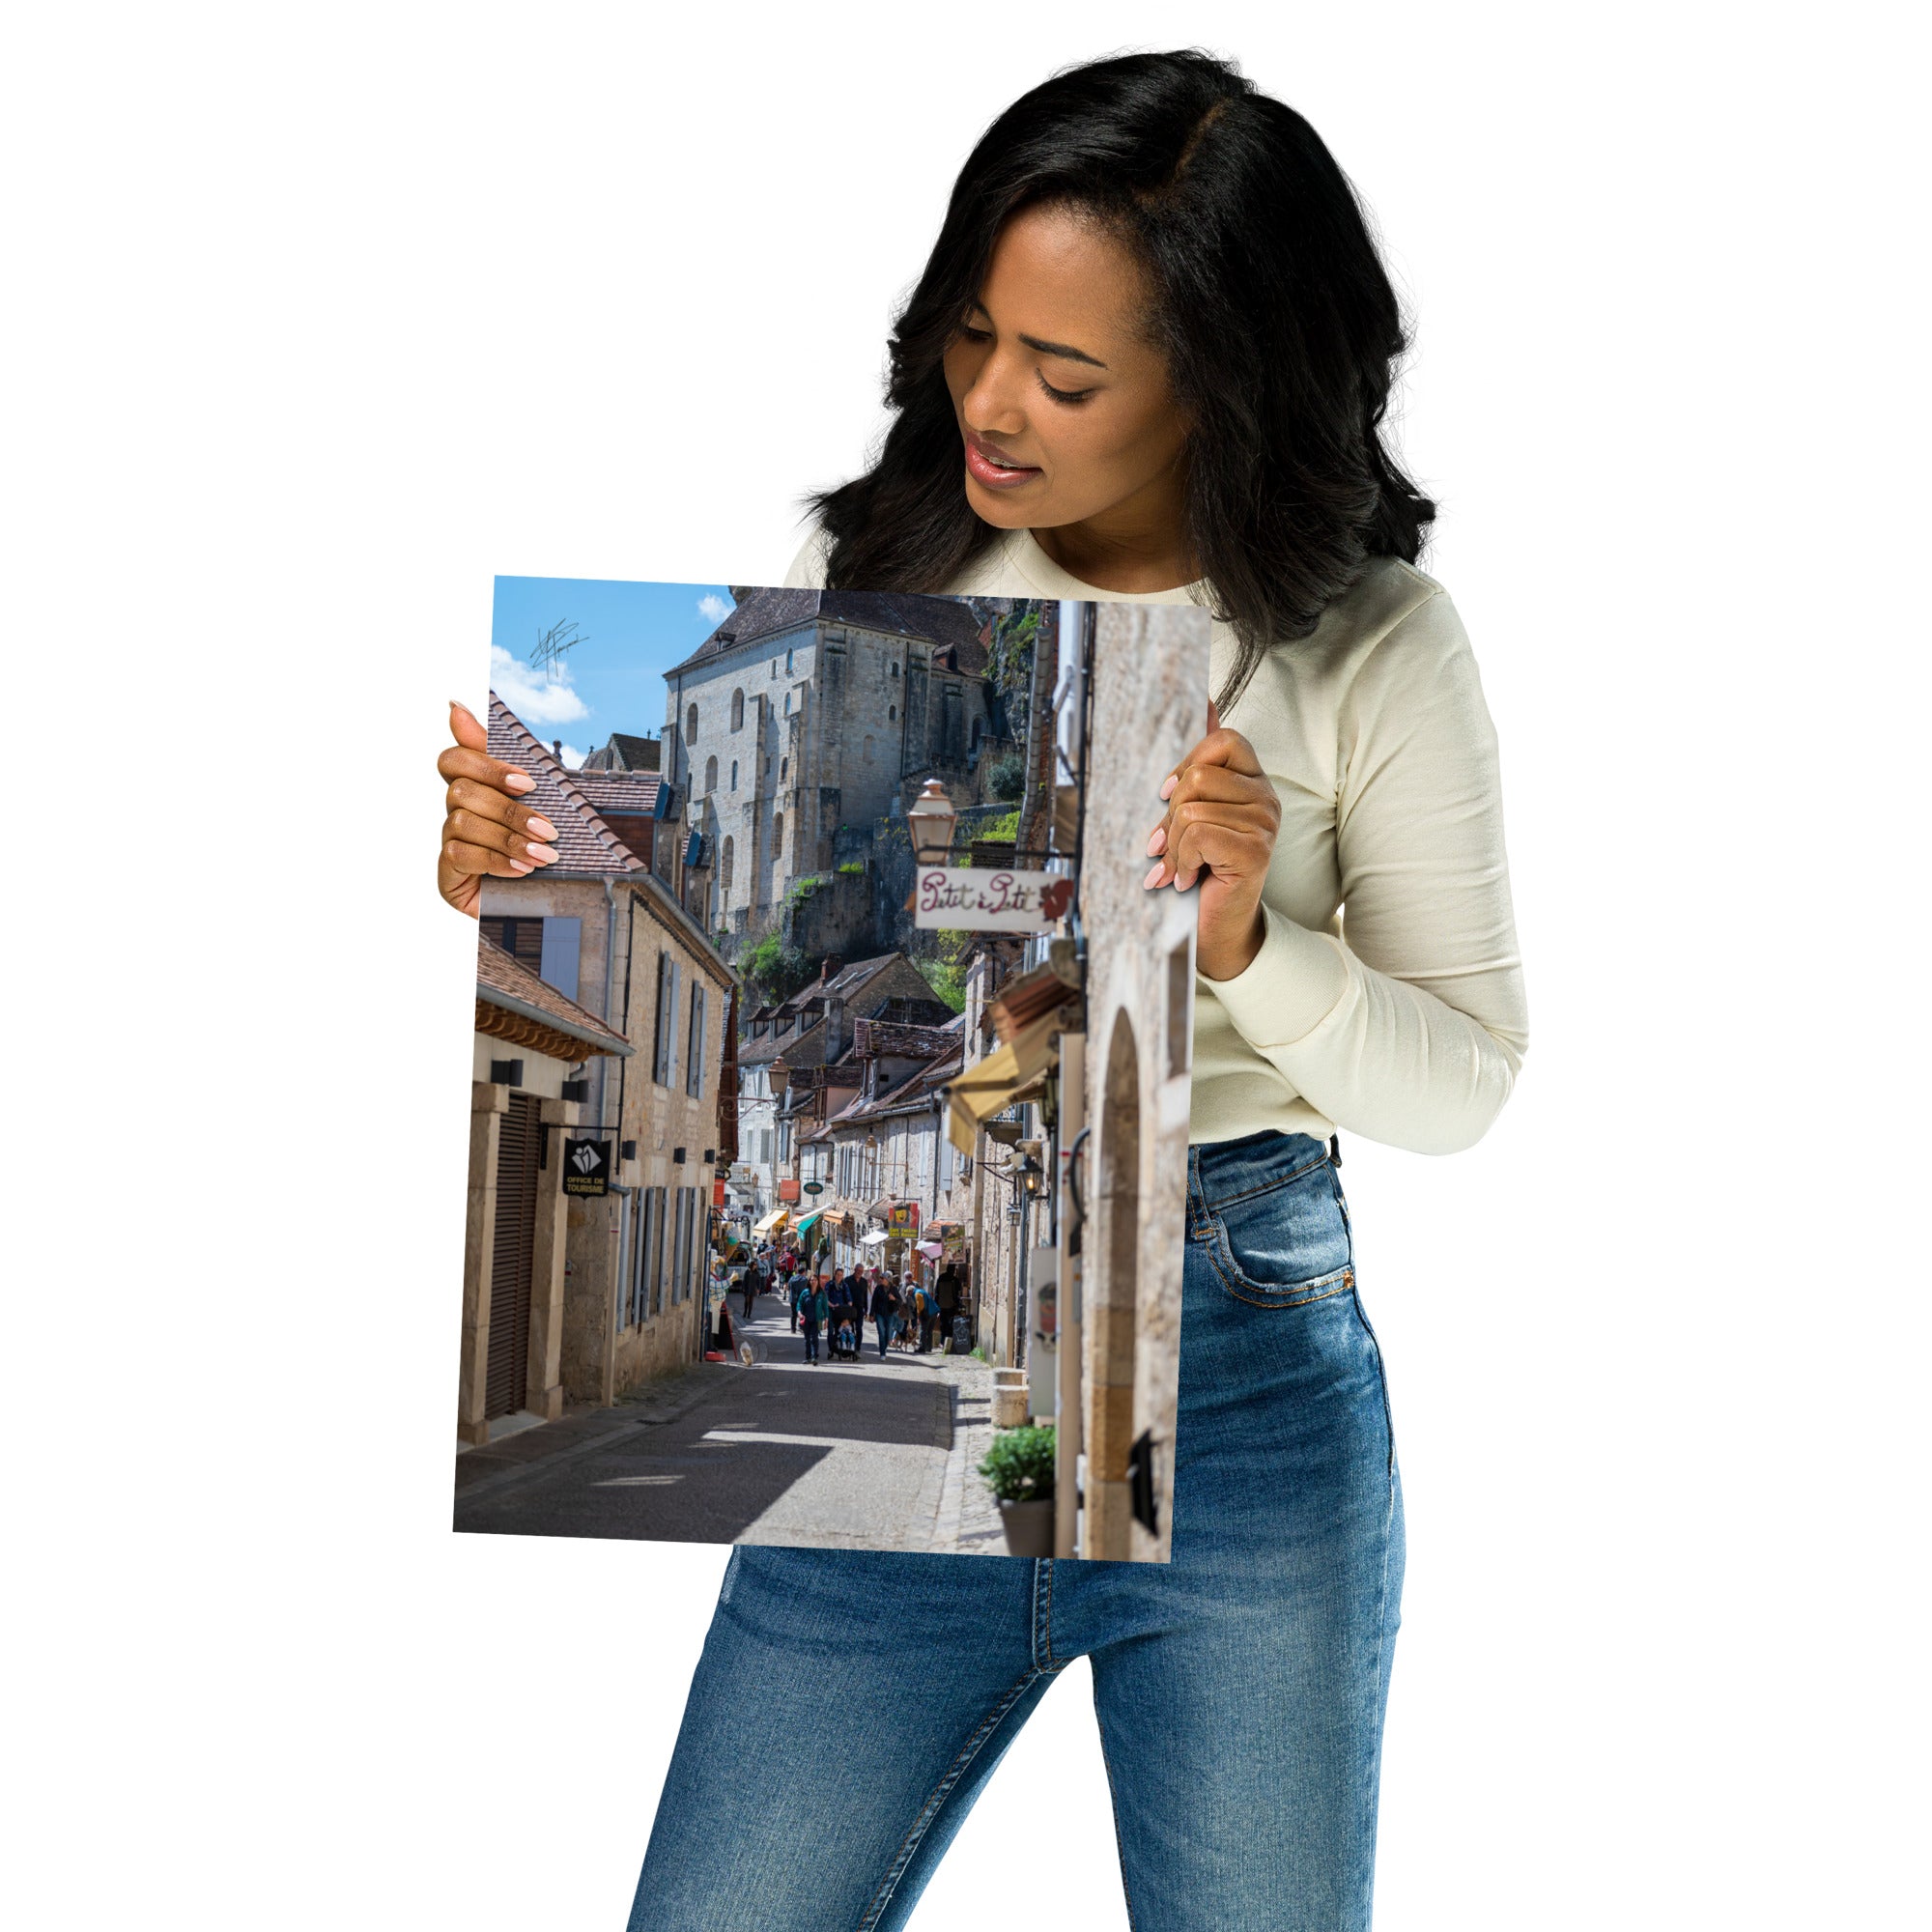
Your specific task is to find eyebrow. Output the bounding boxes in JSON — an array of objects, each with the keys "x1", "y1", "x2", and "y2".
[{"x1": 968, "y1": 301, "x2": 1108, "y2": 370}]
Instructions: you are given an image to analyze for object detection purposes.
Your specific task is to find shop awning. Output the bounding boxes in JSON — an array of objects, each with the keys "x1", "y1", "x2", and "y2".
[
  {"x1": 753, "y1": 1208, "x2": 789, "y2": 1236},
  {"x1": 793, "y1": 1209, "x2": 824, "y2": 1235},
  {"x1": 861, "y1": 1229, "x2": 890, "y2": 1247},
  {"x1": 945, "y1": 1008, "x2": 1060, "y2": 1155}
]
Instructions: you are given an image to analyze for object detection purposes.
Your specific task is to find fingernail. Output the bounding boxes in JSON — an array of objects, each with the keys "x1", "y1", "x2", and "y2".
[
  {"x1": 508, "y1": 860, "x2": 533, "y2": 874},
  {"x1": 526, "y1": 842, "x2": 559, "y2": 864},
  {"x1": 526, "y1": 815, "x2": 557, "y2": 840},
  {"x1": 1159, "y1": 775, "x2": 1178, "y2": 800},
  {"x1": 1143, "y1": 863, "x2": 1166, "y2": 889},
  {"x1": 1146, "y1": 827, "x2": 1166, "y2": 857},
  {"x1": 504, "y1": 772, "x2": 535, "y2": 793}
]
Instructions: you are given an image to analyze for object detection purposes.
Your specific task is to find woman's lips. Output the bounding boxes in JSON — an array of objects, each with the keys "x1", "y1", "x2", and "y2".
[{"x1": 963, "y1": 432, "x2": 1042, "y2": 489}]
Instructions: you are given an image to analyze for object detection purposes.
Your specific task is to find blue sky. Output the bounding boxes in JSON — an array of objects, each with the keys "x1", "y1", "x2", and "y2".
[{"x1": 488, "y1": 576, "x2": 734, "y2": 767}]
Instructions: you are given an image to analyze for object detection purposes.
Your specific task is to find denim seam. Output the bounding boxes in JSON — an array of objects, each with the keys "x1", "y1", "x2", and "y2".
[
  {"x1": 1195, "y1": 1148, "x2": 1333, "y2": 1213},
  {"x1": 1360, "y1": 1348, "x2": 1400, "y2": 1930},
  {"x1": 855, "y1": 1662, "x2": 1050, "y2": 1932},
  {"x1": 1091, "y1": 1695, "x2": 1143, "y2": 1932},
  {"x1": 1033, "y1": 1555, "x2": 1070, "y2": 1671}
]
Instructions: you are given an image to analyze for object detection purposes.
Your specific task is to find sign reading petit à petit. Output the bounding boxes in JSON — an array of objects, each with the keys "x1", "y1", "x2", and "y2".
[{"x1": 913, "y1": 867, "x2": 1074, "y2": 932}]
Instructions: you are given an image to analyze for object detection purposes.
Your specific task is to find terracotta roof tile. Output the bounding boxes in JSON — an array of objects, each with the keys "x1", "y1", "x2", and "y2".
[
  {"x1": 571, "y1": 770, "x2": 670, "y2": 818},
  {"x1": 475, "y1": 934, "x2": 632, "y2": 1055},
  {"x1": 487, "y1": 696, "x2": 644, "y2": 879}
]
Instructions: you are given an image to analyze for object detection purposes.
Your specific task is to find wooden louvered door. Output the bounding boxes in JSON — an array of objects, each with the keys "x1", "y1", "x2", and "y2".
[{"x1": 485, "y1": 1093, "x2": 541, "y2": 1420}]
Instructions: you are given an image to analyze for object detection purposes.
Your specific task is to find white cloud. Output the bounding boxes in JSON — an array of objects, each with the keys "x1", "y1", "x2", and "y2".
[
  {"x1": 556, "y1": 743, "x2": 584, "y2": 769},
  {"x1": 488, "y1": 643, "x2": 589, "y2": 725},
  {"x1": 697, "y1": 593, "x2": 730, "y2": 624}
]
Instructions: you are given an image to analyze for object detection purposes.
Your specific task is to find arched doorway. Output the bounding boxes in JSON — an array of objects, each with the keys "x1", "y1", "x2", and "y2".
[{"x1": 1090, "y1": 1010, "x2": 1142, "y2": 1559}]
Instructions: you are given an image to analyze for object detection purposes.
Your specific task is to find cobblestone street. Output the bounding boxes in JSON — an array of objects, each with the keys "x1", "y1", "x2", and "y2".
[{"x1": 453, "y1": 1289, "x2": 1006, "y2": 1555}]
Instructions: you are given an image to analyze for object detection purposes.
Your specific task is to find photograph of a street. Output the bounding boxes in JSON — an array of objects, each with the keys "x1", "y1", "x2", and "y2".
[
  {"x1": 454, "y1": 1279, "x2": 1004, "y2": 1552},
  {"x1": 453, "y1": 582, "x2": 1210, "y2": 1560}
]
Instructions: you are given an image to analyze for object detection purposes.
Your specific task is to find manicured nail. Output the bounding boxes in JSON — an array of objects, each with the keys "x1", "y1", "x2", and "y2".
[
  {"x1": 1146, "y1": 827, "x2": 1167, "y2": 857},
  {"x1": 1159, "y1": 775, "x2": 1178, "y2": 800},
  {"x1": 508, "y1": 860, "x2": 533, "y2": 874},
  {"x1": 503, "y1": 771, "x2": 535, "y2": 794},
  {"x1": 1143, "y1": 863, "x2": 1166, "y2": 889},
  {"x1": 526, "y1": 814, "x2": 557, "y2": 841},
  {"x1": 526, "y1": 842, "x2": 559, "y2": 864}
]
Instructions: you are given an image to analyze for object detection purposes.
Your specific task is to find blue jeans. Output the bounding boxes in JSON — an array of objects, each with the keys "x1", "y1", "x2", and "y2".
[
  {"x1": 630, "y1": 1131, "x2": 1404, "y2": 1930},
  {"x1": 875, "y1": 1316, "x2": 891, "y2": 1357}
]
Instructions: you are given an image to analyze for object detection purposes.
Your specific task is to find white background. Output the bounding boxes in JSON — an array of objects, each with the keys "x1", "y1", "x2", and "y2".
[{"x1": 7, "y1": 3, "x2": 1925, "y2": 1926}]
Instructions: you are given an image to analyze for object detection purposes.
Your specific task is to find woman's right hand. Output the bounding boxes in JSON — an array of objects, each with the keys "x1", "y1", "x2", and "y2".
[{"x1": 436, "y1": 699, "x2": 560, "y2": 918}]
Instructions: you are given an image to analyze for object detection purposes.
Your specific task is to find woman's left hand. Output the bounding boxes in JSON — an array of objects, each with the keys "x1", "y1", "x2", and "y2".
[{"x1": 1144, "y1": 699, "x2": 1281, "y2": 981}]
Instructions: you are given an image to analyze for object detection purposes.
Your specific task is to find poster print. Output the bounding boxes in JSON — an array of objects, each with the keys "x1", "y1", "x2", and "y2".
[{"x1": 453, "y1": 582, "x2": 1209, "y2": 1560}]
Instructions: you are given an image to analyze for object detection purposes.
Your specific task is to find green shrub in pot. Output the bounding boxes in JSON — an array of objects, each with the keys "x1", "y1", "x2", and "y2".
[{"x1": 978, "y1": 1423, "x2": 1056, "y2": 1504}]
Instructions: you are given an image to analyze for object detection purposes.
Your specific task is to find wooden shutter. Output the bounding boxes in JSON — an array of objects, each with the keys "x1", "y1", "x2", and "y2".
[
  {"x1": 653, "y1": 954, "x2": 670, "y2": 1085},
  {"x1": 484, "y1": 1094, "x2": 540, "y2": 1419}
]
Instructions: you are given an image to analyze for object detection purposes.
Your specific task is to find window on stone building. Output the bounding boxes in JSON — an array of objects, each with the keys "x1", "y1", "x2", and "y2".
[
  {"x1": 771, "y1": 812, "x2": 783, "y2": 860},
  {"x1": 889, "y1": 705, "x2": 896, "y2": 722},
  {"x1": 686, "y1": 981, "x2": 707, "y2": 1099},
  {"x1": 704, "y1": 754, "x2": 718, "y2": 792},
  {"x1": 721, "y1": 836, "x2": 734, "y2": 898},
  {"x1": 782, "y1": 693, "x2": 790, "y2": 717},
  {"x1": 863, "y1": 735, "x2": 873, "y2": 761},
  {"x1": 653, "y1": 952, "x2": 682, "y2": 1087},
  {"x1": 686, "y1": 703, "x2": 698, "y2": 745},
  {"x1": 730, "y1": 689, "x2": 745, "y2": 731},
  {"x1": 785, "y1": 647, "x2": 794, "y2": 673},
  {"x1": 729, "y1": 758, "x2": 738, "y2": 790},
  {"x1": 780, "y1": 756, "x2": 788, "y2": 781},
  {"x1": 481, "y1": 915, "x2": 581, "y2": 1003}
]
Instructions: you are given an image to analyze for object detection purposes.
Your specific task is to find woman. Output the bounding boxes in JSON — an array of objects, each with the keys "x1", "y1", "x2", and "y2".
[{"x1": 437, "y1": 50, "x2": 1525, "y2": 1930}]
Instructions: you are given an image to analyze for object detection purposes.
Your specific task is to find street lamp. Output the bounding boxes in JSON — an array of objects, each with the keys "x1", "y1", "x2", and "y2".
[{"x1": 908, "y1": 779, "x2": 958, "y2": 867}]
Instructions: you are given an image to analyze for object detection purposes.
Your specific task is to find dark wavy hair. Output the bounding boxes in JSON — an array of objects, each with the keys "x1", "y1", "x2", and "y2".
[{"x1": 807, "y1": 48, "x2": 1435, "y2": 710}]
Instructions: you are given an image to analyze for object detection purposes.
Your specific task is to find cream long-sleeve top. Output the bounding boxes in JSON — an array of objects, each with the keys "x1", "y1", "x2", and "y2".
[{"x1": 784, "y1": 525, "x2": 1529, "y2": 1156}]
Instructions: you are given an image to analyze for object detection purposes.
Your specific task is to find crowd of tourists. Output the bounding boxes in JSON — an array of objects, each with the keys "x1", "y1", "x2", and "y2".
[{"x1": 733, "y1": 1241, "x2": 967, "y2": 1367}]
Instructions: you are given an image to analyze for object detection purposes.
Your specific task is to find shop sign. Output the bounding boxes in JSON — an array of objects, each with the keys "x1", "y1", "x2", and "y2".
[
  {"x1": 712, "y1": 1178, "x2": 726, "y2": 1208},
  {"x1": 561, "y1": 1138, "x2": 611, "y2": 1197},
  {"x1": 779, "y1": 1177, "x2": 801, "y2": 1202},
  {"x1": 914, "y1": 867, "x2": 1074, "y2": 932},
  {"x1": 803, "y1": 1180, "x2": 824, "y2": 1195},
  {"x1": 888, "y1": 1201, "x2": 919, "y2": 1236},
  {"x1": 942, "y1": 1226, "x2": 966, "y2": 1261}
]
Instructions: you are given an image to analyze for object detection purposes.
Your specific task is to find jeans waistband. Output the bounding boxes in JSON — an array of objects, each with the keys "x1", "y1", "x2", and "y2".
[{"x1": 1187, "y1": 1130, "x2": 1333, "y2": 1216}]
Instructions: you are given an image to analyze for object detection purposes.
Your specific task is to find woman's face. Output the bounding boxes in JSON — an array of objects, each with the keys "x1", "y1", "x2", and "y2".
[{"x1": 941, "y1": 203, "x2": 1189, "y2": 540}]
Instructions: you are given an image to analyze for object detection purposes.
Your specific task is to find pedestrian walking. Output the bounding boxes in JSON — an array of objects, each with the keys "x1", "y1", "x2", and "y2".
[
  {"x1": 867, "y1": 1275, "x2": 892, "y2": 1359},
  {"x1": 799, "y1": 1280, "x2": 826, "y2": 1365},
  {"x1": 915, "y1": 1281, "x2": 937, "y2": 1354}
]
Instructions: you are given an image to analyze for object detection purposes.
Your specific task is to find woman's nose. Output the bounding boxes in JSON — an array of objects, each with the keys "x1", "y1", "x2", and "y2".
[{"x1": 959, "y1": 352, "x2": 1029, "y2": 437}]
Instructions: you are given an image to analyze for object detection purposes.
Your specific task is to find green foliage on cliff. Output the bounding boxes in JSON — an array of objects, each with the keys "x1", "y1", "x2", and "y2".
[
  {"x1": 743, "y1": 934, "x2": 811, "y2": 1005},
  {"x1": 986, "y1": 753, "x2": 1026, "y2": 801}
]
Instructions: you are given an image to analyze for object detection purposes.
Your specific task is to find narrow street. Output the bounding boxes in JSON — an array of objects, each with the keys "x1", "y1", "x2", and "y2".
[{"x1": 453, "y1": 1288, "x2": 1008, "y2": 1555}]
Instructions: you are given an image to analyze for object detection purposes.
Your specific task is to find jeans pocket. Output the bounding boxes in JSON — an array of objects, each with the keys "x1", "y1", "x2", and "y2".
[{"x1": 1205, "y1": 1154, "x2": 1354, "y2": 1308}]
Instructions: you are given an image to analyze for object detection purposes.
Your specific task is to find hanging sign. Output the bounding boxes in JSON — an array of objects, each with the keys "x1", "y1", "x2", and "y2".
[
  {"x1": 888, "y1": 1201, "x2": 919, "y2": 1236},
  {"x1": 914, "y1": 867, "x2": 1074, "y2": 932},
  {"x1": 561, "y1": 1138, "x2": 611, "y2": 1198}
]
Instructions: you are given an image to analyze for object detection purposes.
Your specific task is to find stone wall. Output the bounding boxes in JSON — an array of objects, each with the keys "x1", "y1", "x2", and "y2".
[{"x1": 1079, "y1": 603, "x2": 1213, "y2": 1560}]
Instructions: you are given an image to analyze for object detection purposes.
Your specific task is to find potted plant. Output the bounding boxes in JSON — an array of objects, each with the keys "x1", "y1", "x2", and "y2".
[{"x1": 979, "y1": 1423, "x2": 1057, "y2": 1557}]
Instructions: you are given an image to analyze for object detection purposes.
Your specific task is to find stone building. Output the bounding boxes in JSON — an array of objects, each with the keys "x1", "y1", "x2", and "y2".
[
  {"x1": 1074, "y1": 603, "x2": 1211, "y2": 1560},
  {"x1": 459, "y1": 938, "x2": 633, "y2": 1446},
  {"x1": 658, "y1": 590, "x2": 1016, "y2": 939},
  {"x1": 475, "y1": 696, "x2": 741, "y2": 1407}
]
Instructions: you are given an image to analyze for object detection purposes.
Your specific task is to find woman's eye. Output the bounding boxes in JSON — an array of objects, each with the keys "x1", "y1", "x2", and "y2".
[
  {"x1": 1037, "y1": 373, "x2": 1094, "y2": 406},
  {"x1": 957, "y1": 325, "x2": 992, "y2": 343}
]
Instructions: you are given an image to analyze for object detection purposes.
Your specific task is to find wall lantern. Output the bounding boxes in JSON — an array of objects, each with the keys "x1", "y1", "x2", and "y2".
[
  {"x1": 908, "y1": 779, "x2": 958, "y2": 867},
  {"x1": 560, "y1": 1078, "x2": 591, "y2": 1103},
  {"x1": 620, "y1": 1140, "x2": 638, "y2": 1162},
  {"x1": 490, "y1": 1060, "x2": 524, "y2": 1087}
]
